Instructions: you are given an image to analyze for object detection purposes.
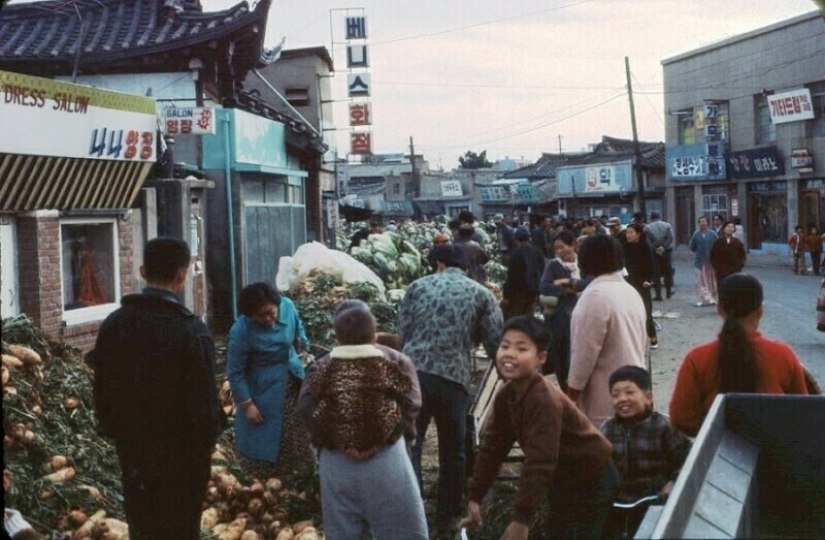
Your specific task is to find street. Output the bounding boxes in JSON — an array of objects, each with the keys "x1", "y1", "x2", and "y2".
[{"x1": 650, "y1": 247, "x2": 824, "y2": 410}]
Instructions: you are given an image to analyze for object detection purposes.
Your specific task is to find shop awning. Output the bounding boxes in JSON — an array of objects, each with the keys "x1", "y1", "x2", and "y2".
[
  {"x1": 414, "y1": 200, "x2": 444, "y2": 215},
  {"x1": 0, "y1": 153, "x2": 153, "y2": 211},
  {"x1": 339, "y1": 203, "x2": 374, "y2": 222},
  {"x1": 379, "y1": 200, "x2": 414, "y2": 216}
]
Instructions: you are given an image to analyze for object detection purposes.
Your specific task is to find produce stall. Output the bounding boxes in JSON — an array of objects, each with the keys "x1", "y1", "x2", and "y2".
[{"x1": 2, "y1": 218, "x2": 509, "y2": 539}]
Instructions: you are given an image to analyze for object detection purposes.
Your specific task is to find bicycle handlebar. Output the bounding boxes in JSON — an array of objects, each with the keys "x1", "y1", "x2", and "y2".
[{"x1": 612, "y1": 494, "x2": 661, "y2": 509}]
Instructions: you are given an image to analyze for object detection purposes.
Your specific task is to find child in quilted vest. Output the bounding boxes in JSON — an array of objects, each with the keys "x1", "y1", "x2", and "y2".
[{"x1": 297, "y1": 302, "x2": 428, "y2": 539}]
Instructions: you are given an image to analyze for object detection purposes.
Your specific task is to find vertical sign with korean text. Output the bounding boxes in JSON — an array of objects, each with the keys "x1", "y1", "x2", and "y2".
[{"x1": 345, "y1": 14, "x2": 372, "y2": 155}]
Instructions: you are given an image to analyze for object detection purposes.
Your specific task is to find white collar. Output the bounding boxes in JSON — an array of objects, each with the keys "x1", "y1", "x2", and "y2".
[{"x1": 330, "y1": 344, "x2": 384, "y2": 359}]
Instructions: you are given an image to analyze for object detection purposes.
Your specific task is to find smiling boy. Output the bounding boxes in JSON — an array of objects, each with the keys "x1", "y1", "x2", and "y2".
[
  {"x1": 461, "y1": 316, "x2": 618, "y2": 540},
  {"x1": 600, "y1": 366, "x2": 691, "y2": 539}
]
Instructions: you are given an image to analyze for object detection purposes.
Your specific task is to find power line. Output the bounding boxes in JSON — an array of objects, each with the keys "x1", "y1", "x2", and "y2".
[
  {"x1": 429, "y1": 91, "x2": 627, "y2": 150},
  {"x1": 368, "y1": 0, "x2": 600, "y2": 46}
]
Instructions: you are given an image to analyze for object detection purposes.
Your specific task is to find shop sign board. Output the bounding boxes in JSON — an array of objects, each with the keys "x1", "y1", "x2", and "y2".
[
  {"x1": 441, "y1": 180, "x2": 463, "y2": 197},
  {"x1": 0, "y1": 69, "x2": 157, "y2": 161},
  {"x1": 768, "y1": 88, "x2": 814, "y2": 124},
  {"x1": 162, "y1": 107, "x2": 216, "y2": 135},
  {"x1": 728, "y1": 147, "x2": 785, "y2": 179},
  {"x1": 557, "y1": 161, "x2": 633, "y2": 194},
  {"x1": 666, "y1": 143, "x2": 726, "y2": 181}
]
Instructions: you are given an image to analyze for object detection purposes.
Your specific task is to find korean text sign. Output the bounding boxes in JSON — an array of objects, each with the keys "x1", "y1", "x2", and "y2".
[{"x1": 0, "y1": 70, "x2": 157, "y2": 162}]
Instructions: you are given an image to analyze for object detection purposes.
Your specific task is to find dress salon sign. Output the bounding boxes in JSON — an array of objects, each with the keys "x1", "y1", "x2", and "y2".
[
  {"x1": 0, "y1": 70, "x2": 157, "y2": 162},
  {"x1": 768, "y1": 88, "x2": 814, "y2": 125}
]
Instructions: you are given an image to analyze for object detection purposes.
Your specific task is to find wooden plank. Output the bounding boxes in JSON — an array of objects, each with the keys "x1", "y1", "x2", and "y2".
[
  {"x1": 34, "y1": 156, "x2": 65, "y2": 209},
  {"x1": 59, "y1": 159, "x2": 81, "y2": 208},
  {"x1": 76, "y1": 159, "x2": 106, "y2": 208},
  {"x1": 3, "y1": 155, "x2": 31, "y2": 209},
  {"x1": 17, "y1": 156, "x2": 41, "y2": 210},
  {"x1": 118, "y1": 162, "x2": 151, "y2": 209},
  {"x1": 651, "y1": 394, "x2": 727, "y2": 539}
]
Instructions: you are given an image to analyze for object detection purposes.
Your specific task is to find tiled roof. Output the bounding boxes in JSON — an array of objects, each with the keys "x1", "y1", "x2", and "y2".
[
  {"x1": 0, "y1": 0, "x2": 270, "y2": 76},
  {"x1": 503, "y1": 136, "x2": 665, "y2": 178},
  {"x1": 502, "y1": 153, "x2": 576, "y2": 179}
]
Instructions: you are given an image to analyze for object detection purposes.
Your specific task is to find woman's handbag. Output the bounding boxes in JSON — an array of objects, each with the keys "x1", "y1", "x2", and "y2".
[
  {"x1": 540, "y1": 294, "x2": 559, "y2": 317},
  {"x1": 817, "y1": 278, "x2": 825, "y2": 332}
]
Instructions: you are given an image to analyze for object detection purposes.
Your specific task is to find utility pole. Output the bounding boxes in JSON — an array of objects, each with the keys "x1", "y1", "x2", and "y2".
[
  {"x1": 409, "y1": 136, "x2": 419, "y2": 199},
  {"x1": 625, "y1": 56, "x2": 646, "y2": 217}
]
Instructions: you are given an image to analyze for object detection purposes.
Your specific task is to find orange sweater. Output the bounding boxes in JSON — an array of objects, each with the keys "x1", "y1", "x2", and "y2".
[{"x1": 670, "y1": 331, "x2": 808, "y2": 436}]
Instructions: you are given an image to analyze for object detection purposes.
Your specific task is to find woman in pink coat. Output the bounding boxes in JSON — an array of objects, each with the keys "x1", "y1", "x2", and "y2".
[{"x1": 567, "y1": 234, "x2": 648, "y2": 427}]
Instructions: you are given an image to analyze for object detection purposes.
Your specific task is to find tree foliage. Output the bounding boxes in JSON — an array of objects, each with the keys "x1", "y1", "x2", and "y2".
[{"x1": 458, "y1": 150, "x2": 493, "y2": 169}]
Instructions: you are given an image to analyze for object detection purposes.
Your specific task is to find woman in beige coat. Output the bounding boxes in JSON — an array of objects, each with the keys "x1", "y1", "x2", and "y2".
[{"x1": 567, "y1": 234, "x2": 648, "y2": 427}]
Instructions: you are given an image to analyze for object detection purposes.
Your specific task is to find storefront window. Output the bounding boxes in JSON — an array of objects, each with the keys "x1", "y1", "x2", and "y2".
[
  {"x1": 702, "y1": 194, "x2": 728, "y2": 223},
  {"x1": 678, "y1": 112, "x2": 695, "y2": 145},
  {"x1": 751, "y1": 193, "x2": 788, "y2": 244},
  {"x1": 808, "y1": 81, "x2": 825, "y2": 139},
  {"x1": 755, "y1": 95, "x2": 776, "y2": 144},
  {"x1": 61, "y1": 220, "x2": 119, "y2": 321}
]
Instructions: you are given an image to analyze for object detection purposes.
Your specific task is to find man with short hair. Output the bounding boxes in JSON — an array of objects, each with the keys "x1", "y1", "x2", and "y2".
[
  {"x1": 398, "y1": 244, "x2": 503, "y2": 538},
  {"x1": 493, "y1": 213, "x2": 515, "y2": 267},
  {"x1": 501, "y1": 226, "x2": 546, "y2": 320},
  {"x1": 89, "y1": 237, "x2": 222, "y2": 540},
  {"x1": 454, "y1": 223, "x2": 488, "y2": 284},
  {"x1": 645, "y1": 211, "x2": 675, "y2": 300}
]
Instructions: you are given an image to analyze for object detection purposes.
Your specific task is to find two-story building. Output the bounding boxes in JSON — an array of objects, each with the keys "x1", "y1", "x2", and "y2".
[{"x1": 662, "y1": 11, "x2": 824, "y2": 249}]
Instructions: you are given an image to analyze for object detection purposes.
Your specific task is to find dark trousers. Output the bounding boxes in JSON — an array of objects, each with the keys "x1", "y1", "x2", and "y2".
[
  {"x1": 411, "y1": 371, "x2": 469, "y2": 529},
  {"x1": 652, "y1": 249, "x2": 674, "y2": 298},
  {"x1": 501, "y1": 294, "x2": 537, "y2": 322},
  {"x1": 812, "y1": 252, "x2": 822, "y2": 275},
  {"x1": 545, "y1": 461, "x2": 620, "y2": 540},
  {"x1": 633, "y1": 284, "x2": 657, "y2": 340},
  {"x1": 117, "y1": 446, "x2": 210, "y2": 540}
]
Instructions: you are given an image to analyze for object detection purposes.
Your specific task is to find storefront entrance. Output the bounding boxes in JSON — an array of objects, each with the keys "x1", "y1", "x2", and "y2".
[{"x1": 748, "y1": 181, "x2": 788, "y2": 251}]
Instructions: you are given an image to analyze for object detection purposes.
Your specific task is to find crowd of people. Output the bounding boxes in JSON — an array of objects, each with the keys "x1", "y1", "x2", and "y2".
[{"x1": 56, "y1": 216, "x2": 817, "y2": 540}]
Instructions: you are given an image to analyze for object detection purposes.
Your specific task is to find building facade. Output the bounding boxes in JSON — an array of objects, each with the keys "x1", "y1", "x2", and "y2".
[{"x1": 662, "y1": 11, "x2": 825, "y2": 250}]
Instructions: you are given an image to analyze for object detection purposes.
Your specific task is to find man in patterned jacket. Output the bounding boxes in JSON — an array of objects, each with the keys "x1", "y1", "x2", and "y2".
[{"x1": 398, "y1": 243, "x2": 503, "y2": 538}]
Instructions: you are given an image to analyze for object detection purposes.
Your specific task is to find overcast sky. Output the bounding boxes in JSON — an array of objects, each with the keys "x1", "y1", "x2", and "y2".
[{"x1": 13, "y1": 0, "x2": 821, "y2": 168}]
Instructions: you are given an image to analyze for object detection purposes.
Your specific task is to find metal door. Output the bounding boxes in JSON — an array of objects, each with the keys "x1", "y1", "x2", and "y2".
[{"x1": 244, "y1": 205, "x2": 306, "y2": 286}]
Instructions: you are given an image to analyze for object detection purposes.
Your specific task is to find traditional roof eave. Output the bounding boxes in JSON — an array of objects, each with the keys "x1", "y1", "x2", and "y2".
[{"x1": 0, "y1": 0, "x2": 271, "y2": 81}]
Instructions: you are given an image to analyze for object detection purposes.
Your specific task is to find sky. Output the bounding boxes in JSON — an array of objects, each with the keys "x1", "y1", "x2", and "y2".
[{"x1": 12, "y1": 0, "x2": 822, "y2": 169}]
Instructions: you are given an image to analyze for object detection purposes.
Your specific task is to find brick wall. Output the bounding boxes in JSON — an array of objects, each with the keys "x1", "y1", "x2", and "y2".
[
  {"x1": 17, "y1": 212, "x2": 62, "y2": 337},
  {"x1": 17, "y1": 212, "x2": 135, "y2": 355}
]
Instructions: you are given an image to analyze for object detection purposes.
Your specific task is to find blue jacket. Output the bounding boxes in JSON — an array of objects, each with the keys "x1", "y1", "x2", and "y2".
[{"x1": 227, "y1": 297, "x2": 308, "y2": 462}]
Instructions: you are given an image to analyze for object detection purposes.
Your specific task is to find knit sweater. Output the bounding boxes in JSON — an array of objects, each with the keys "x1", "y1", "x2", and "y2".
[
  {"x1": 467, "y1": 371, "x2": 612, "y2": 524},
  {"x1": 600, "y1": 410, "x2": 691, "y2": 503},
  {"x1": 670, "y1": 331, "x2": 809, "y2": 436}
]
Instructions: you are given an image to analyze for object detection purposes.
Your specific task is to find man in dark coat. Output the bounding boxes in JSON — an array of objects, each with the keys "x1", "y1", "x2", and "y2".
[
  {"x1": 88, "y1": 237, "x2": 222, "y2": 540},
  {"x1": 502, "y1": 226, "x2": 546, "y2": 320},
  {"x1": 454, "y1": 223, "x2": 489, "y2": 284}
]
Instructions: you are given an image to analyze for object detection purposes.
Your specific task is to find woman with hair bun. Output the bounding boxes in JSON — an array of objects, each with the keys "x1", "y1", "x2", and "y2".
[
  {"x1": 670, "y1": 273, "x2": 809, "y2": 436},
  {"x1": 227, "y1": 282, "x2": 314, "y2": 479}
]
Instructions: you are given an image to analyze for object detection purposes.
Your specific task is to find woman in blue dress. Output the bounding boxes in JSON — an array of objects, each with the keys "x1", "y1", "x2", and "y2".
[{"x1": 228, "y1": 282, "x2": 314, "y2": 479}]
